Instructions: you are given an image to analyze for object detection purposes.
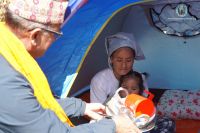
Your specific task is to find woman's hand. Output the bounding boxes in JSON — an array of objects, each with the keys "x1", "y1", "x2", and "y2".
[{"x1": 84, "y1": 103, "x2": 106, "y2": 120}]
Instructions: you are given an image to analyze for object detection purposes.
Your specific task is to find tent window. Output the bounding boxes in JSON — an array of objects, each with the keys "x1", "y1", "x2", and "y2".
[{"x1": 150, "y1": 2, "x2": 200, "y2": 37}]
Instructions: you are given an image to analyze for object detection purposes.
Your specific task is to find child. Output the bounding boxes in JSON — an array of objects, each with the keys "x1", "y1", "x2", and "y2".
[
  {"x1": 105, "y1": 70, "x2": 148, "y2": 115},
  {"x1": 105, "y1": 71, "x2": 175, "y2": 132},
  {"x1": 104, "y1": 70, "x2": 147, "y2": 105},
  {"x1": 105, "y1": 71, "x2": 156, "y2": 131},
  {"x1": 119, "y1": 70, "x2": 145, "y2": 96}
]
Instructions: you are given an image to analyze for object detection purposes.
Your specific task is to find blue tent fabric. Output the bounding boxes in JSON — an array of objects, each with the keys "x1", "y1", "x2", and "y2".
[{"x1": 37, "y1": 0, "x2": 141, "y2": 98}]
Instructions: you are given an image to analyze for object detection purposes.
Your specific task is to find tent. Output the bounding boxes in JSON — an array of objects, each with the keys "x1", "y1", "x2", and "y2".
[{"x1": 37, "y1": 0, "x2": 200, "y2": 98}]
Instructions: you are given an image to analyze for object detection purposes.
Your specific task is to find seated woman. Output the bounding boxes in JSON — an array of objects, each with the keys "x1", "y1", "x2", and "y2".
[
  {"x1": 90, "y1": 32, "x2": 146, "y2": 103},
  {"x1": 90, "y1": 32, "x2": 175, "y2": 133}
]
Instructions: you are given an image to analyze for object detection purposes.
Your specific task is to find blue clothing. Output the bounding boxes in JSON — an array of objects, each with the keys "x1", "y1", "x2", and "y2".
[{"x1": 0, "y1": 55, "x2": 115, "y2": 133}]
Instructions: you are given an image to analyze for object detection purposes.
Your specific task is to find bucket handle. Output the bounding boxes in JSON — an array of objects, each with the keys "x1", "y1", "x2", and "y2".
[{"x1": 143, "y1": 90, "x2": 154, "y2": 100}]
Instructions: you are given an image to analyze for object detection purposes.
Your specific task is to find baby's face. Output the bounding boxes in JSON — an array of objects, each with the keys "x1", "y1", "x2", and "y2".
[{"x1": 121, "y1": 78, "x2": 140, "y2": 95}]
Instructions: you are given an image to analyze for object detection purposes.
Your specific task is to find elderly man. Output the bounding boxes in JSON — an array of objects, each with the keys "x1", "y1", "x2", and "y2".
[{"x1": 0, "y1": 0, "x2": 141, "y2": 133}]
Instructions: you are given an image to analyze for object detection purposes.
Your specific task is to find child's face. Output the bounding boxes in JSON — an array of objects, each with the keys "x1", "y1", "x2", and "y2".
[{"x1": 121, "y1": 78, "x2": 140, "y2": 95}]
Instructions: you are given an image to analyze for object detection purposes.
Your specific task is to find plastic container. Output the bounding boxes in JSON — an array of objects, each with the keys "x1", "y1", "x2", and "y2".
[{"x1": 125, "y1": 90, "x2": 156, "y2": 118}]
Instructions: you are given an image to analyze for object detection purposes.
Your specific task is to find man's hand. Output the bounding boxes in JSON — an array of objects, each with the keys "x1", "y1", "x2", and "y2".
[
  {"x1": 84, "y1": 103, "x2": 106, "y2": 120},
  {"x1": 112, "y1": 115, "x2": 142, "y2": 133}
]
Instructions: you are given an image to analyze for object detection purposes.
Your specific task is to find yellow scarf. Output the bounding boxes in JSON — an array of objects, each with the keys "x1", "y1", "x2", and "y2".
[{"x1": 0, "y1": 22, "x2": 74, "y2": 126}]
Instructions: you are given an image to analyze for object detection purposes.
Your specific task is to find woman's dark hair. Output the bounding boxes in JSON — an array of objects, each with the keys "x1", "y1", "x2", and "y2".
[{"x1": 119, "y1": 70, "x2": 144, "y2": 95}]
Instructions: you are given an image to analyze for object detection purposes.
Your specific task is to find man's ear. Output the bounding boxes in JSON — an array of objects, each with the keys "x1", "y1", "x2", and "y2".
[{"x1": 29, "y1": 28, "x2": 42, "y2": 46}]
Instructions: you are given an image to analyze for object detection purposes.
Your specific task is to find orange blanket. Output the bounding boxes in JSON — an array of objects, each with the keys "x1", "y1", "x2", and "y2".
[{"x1": 176, "y1": 119, "x2": 200, "y2": 133}]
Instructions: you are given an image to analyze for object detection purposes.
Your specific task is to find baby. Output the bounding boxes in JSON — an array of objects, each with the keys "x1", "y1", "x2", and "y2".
[
  {"x1": 105, "y1": 71, "x2": 155, "y2": 132},
  {"x1": 118, "y1": 70, "x2": 145, "y2": 97},
  {"x1": 105, "y1": 71, "x2": 147, "y2": 116}
]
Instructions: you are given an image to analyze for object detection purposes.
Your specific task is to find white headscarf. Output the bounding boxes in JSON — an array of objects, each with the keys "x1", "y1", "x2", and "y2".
[{"x1": 105, "y1": 32, "x2": 145, "y2": 67}]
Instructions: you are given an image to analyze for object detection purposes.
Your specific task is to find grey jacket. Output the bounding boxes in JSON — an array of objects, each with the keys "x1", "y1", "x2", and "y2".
[{"x1": 0, "y1": 55, "x2": 115, "y2": 133}]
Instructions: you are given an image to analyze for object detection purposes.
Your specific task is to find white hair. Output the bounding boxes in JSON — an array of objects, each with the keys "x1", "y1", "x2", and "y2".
[{"x1": 0, "y1": 0, "x2": 9, "y2": 21}]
